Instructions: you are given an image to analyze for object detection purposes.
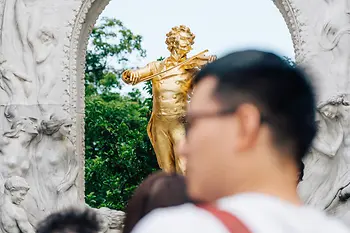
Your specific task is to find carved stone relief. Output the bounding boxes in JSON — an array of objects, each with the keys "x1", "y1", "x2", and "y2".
[
  {"x1": 298, "y1": 95, "x2": 350, "y2": 226},
  {"x1": 0, "y1": 0, "x2": 348, "y2": 229},
  {"x1": 0, "y1": 176, "x2": 35, "y2": 233},
  {"x1": 0, "y1": 0, "x2": 83, "y2": 227},
  {"x1": 37, "y1": 112, "x2": 80, "y2": 212},
  {"x1": 0, "y1": 117, "x2": 38, "y2": 200},
  {"x1": 274, "y1": 0, "x2": 350, "y2": 225},
  {"x1": 95, "y1": 207, "x2": 125, "y2": 233}
]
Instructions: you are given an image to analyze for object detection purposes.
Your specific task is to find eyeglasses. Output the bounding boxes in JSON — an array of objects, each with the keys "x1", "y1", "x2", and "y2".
[
  {"x1": 183, "y1": 107, "x2": 267, "y2": 135},
  {"x1": 183, "y1": 107, "x2": 235, "y2": 135}
]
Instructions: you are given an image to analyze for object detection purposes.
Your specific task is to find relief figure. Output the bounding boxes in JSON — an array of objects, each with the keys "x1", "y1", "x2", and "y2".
[
  {"x1": 34, "y1": 113, "x2": 79, "y2": 213},
  {"x1": 0, "y1": 117, "x2": 38, "y2": 190},
  {"x1": 298, "y1": 95, "x2": 350, "y2": 225},
  {"x1": 0, "y1": 176, "x2": 35, "y2": 233}
]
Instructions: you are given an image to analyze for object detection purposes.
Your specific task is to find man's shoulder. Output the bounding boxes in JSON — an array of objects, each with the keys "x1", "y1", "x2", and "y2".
[{"x1": 131, "y1": 204, "x2": 227, "y2": 233}]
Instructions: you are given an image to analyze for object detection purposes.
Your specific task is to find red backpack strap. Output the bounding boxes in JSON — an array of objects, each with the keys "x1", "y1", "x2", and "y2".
[{"x1": 196, "y1": 204, "x2": 251, "y2": 233}]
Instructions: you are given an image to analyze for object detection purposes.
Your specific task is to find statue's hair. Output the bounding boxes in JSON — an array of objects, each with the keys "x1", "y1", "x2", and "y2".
[
  {"x1": 40, "y1": 113, "x2": 72, "y2": 136},
  {"x1": 3, "y1": 117, "x2": 37, "y2": 138},
  {"x1": 4, "y1": 176, "x2": 29, "y2": 192},
  {"x1": 165, "y1": 25, "x2": 195, "y2": 52},
  {"x1": 318, "y1": 94, "x2": 348, "y2": 109}
]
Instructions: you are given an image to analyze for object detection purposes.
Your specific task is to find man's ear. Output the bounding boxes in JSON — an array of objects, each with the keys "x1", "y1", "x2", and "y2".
[{"x1": 234, "y1": 103, "x2": 261, "y2": 151}]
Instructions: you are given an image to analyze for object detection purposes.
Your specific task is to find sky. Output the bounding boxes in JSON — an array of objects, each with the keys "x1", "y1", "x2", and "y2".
[{"x1": 99, "y1": 0, "x2": 294, "y2": 94}]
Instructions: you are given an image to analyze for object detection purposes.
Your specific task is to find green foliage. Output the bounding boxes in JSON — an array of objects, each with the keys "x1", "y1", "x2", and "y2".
[
  {"x1": 84, "y1": 17, "x2": 157, "y2": 210},
  {"x1": 85, "y1": 17, "x2": 146, "y2": 96},
  {"x1": 85, "y1": 94, "x2": 157, "y2": 209}
]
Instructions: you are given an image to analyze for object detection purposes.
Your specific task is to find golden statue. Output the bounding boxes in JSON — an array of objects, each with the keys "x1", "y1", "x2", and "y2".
[{"x1": 122, "y1": 25, "x2": 216, "y2": 174}]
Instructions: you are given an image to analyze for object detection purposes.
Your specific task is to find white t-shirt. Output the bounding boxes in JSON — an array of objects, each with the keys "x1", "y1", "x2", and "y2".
[{"x1": 131, "y1": 193, "x2": 349, "y2": 233}]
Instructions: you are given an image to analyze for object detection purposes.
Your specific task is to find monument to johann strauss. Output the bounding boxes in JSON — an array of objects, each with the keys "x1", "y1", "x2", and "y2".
[{"x1": 0, "y1": 0, "x2": 350, "y2": 231}]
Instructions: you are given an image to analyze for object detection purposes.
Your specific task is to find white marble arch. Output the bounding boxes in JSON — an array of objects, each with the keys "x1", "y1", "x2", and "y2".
[
  {"x1": 0, "y1": 0, "x2": 349, "y2": 227},
  {"x1": 70, "y1": 0, "x2": 301, "y2": 192},
  {"x1": 67, "y1": 0, "x2": 112, "y2": 202},
  {"x1": 70, "y1": 0, "x2": 350, "y2": 220},
  {"x1": 70, "y1": 0, "x2": 348, "y2": 187}
]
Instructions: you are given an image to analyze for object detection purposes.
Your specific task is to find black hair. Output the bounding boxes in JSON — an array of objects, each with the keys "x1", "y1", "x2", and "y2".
[
  {"x1": 36, "y1": 208, "x2": 100, "y2": 233},
  {"x1": 194, "y1": 50, "x2": 317, "y2": 162},
  {"x1": 298, "y1": 159, "x2": 305, "y2": 182}
]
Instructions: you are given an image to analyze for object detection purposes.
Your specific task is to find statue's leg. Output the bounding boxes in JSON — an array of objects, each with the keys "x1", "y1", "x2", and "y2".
[
  {"x1": 151, "y1": 116, "x2": 176, "y2": 172},
  {"x1": 169, "y1": 117, "x2": 186, "y2": 175}
]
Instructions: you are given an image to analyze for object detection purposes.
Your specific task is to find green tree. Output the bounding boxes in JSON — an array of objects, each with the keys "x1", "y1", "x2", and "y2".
[
  {"x1": 85, "y1": 17, "x2": 146, "y2": 96},
  {"x1": 85, "y1": 17, "x2": 157, "y2": 210},
  {"x1": 85, "y1": 94, "x2": 157, "y2": 209}
]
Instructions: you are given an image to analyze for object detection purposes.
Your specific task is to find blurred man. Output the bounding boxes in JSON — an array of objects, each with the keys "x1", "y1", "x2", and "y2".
[{"x1": 131, "y1": 50, "x2": 349, "y2": 232}]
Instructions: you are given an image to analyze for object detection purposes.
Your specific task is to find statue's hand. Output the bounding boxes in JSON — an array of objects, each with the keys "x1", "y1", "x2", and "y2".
[
  {"x1": 122, "y1": 70, "x2": 139, "y2": 85},
  {"x1": 208, "y1": 55, "x2": 217, "y2": 63}
]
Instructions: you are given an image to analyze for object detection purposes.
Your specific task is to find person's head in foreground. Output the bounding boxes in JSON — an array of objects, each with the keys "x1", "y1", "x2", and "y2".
[
  {"x1": 36, "y1": 208, "x2": 100, "y2": 233},
  {"x1": 182, "y1": 49, "x2": 317, "y2": 203},
  {"x1": 131, "y1": 50, "x2": 350, "y2": 233},
  {"x1": 123, "y1": 172, "x2": 190, "y2": 233}
]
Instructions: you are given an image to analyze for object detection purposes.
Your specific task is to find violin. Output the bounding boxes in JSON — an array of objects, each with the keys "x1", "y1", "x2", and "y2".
[
  {"x1": 182, "y1": 53, "x2": 217, "y2": 70},
  {"x1": 137, "y1": 50, "x2": 216, "y2": 83}
]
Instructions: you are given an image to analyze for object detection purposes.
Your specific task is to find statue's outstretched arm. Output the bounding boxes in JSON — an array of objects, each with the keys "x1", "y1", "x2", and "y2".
[{"x1": 122, "y1": 62, "x2": 157, "y2": 85}]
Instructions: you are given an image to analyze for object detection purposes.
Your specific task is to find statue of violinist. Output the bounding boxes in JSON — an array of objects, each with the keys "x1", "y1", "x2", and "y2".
[{"x1": 122, "y1": 25, "x2": 216, "y2": 174}]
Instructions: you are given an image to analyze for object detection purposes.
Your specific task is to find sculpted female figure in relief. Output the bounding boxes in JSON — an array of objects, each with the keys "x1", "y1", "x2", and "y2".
[
  {"x1": 35, "y1": 113, "x2": 80, "y2": 213},
  {"x1": 30, "y1": 26, "x2": 58, "y2": 110},
  {"x1": 15, "y1": 0, "x2": 58, "y2": 110},
  {"x1": 0, "y1": 54, "x2": 32, "y2": 120},
  {"x1": 0, "y1": 117, "x2": 38, "y2": 189},
  {"x1": 0, "y1": 116, "x2": 49, "y2": 228}
]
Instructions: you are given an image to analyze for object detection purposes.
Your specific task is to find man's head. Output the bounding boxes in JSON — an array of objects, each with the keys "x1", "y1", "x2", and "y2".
[
  {"x1": 36, "y1": 208, "x2": 101, "y2": 233},
  {"x1": 4, "y1": 176, "x2": 30, "y2": 205},
  {"x1": 165, "y1": 25, "x2": 195, "y2": 57},
  {"x1": 179, "y1": 50, "x2": 316, "y2": 202}
]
